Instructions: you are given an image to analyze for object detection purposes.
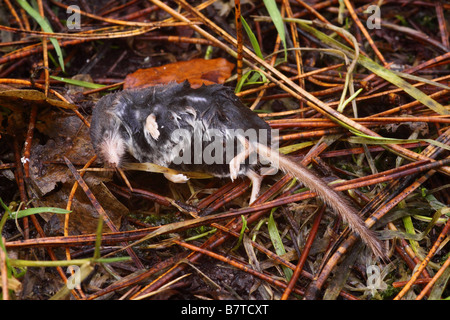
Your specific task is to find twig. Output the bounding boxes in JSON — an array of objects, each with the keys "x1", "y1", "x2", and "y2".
[
  {"x1": 4, "y1": 0, "x2": 25, "y2": 29},
  {"x1": 396, "y1": 217, "x2": 450, "y2": 300},
  {"x1": 435, "y1": 2, "x2": 450, "y2": 49},
  {"x1": 22, "y1": 106, "x2": 37, "y2": 179},
  {"x1": 281, "y1": 206, "x2": 325, "y2": 300},
  {"x1": 284, "y1": 0, "x2": 305, "y2": 111},
  {"x1": 382, "y1": 22, "x2": 450, "y2": 53},
  {"x1": 343, "y1": 0, "x2": 387, "y2": 66},
  {"x1": 234, "y1": 0, "x2": 243, "y2": 82},
  {"x1": 0, "y1": 237, "x2": 9, "y2": 300},
  {"x1": 305, "y1": 168, "x2": 439, "y2": 299},
  {"x1": 172, "y1": 240, "x2": 306, "y2": 297},
  {"x1": 64, "y1": 157, "x2": 145, "y2": 270},
  {"x1": 416, "y1": 255, "x2": 450, "y2": 300}
]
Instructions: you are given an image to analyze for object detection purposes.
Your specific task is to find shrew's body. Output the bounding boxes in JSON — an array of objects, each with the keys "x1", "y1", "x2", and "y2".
[{"x1": 90, "y1": 82, "x2": 384, "y2": 258}]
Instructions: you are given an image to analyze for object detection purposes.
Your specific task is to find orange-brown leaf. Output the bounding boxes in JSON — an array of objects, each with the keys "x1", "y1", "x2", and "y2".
[{"x1": 123, "y1": 58, "x2": 235, "y2": 89}]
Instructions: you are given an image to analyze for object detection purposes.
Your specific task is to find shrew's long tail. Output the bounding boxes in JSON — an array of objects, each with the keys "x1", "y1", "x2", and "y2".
[{"x1": 254, "y1": 141, "x2": 385, "y2": 258}]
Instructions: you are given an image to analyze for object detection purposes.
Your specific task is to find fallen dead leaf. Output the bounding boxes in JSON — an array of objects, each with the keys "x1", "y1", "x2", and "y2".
[
  {"x1": 0, "y1": 89, "x2": 76, "y2": 111},
  {"x1": 123, "y1": 58, "x2": 235, "y2": 89},
  {"x1": 0, "y1": 89, "x2": 77, "y2": 138},
  {"x1": 28, "y1": 110, "x2": 127, "y2": 234}
]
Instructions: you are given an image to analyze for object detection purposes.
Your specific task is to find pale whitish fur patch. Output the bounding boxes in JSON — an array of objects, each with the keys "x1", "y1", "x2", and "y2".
[
  {"x1": 229, "y1": 135, "x2": 253, "y2": 181},
  {"x1": 186, "y1": 95, "x2": 208, "y2": 103},
  {"x1": 145, "y1": 113, "x2": 160, "y2": 140},
  {"x1": 244, "y1": 169, "x2": 263, "y2": 204},
  {"x1": 100, "y1": 129, "x2": 125, "y2": 167},
  {"x1": 183, "y1": 111, "x2": 199, "y2": 131},
  {"x1": 184, "y1": 106, "x2": 197, "y2": 117},
  {"x1": 164, "y1": 172, "x2": 189, "y2": 183},
  {"x1": 170, "y1": 111, "x2": 181, "y2": 128}
]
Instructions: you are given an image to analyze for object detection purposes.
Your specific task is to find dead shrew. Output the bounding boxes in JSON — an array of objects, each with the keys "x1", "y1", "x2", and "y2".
[{"x1": 90, "y1": 81, "x2": 384, "y2": 258}]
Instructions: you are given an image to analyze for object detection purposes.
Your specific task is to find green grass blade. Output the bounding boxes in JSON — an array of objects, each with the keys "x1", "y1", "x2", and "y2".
[
  {"x1": 235, "y1": 69, "x2": 267, "y2": 93},
  {"x1": 0, "y1": 197, "x2": 12, "y2": 215},
  {"x1": 9, "y1": 256, "x2": 131, "y2": 268},
  {"x1": 294, "y1": 20, "x2": 448, "y2": 115},
  {"x1": 232, "y1": 215, "x2": 248, "y2": 251},
  {"x1": 358, "y1": 55, "x2": 449, "y2": 115},
  {"x1": 268, "y1": 211, "x2": 293, "y2": 280},
  {"x1": 16, "y1": 0, "x2": 65, "y2": 72},
  {"x1": 391, "y1": 70, "x2": 450, "y2": 91},
  {"x1": 338, "y1": 88, "x2": 363, "y2": 113},
  {"x1": 347, "y1": 134, "x2": 450, "y2": 152},
  {"x1": 403, "y1": 215, "x2": 419, "y2": 254},
  {"x1": 50, "y1": 76, "x2": 107, "y2": 89},
  {"x1": 241, "y1": 16, "x2": 263, "y2": 59},
  {"x1": 263, "y1": 0, "x2": 287, "y2": 60},
  {"x1": 279, "y1": 141, "x2": 315, "y2": 154},
  {"x1": 10, "y1": 207, "x2": 71, "y2": 219}
]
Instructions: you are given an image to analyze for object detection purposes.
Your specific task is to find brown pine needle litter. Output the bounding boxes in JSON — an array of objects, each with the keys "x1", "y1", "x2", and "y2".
[{"x1": 0, "y1": 0, "x2": 449, "y2": 302}]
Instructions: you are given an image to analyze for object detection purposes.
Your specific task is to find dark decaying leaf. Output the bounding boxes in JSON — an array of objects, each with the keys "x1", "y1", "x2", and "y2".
[
  {"x1": 0, "y1": 89, "x2": 76, "y2": 111},
  {"x1": 28, "y1": 110, "x2": 127, "y2": 234}
]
